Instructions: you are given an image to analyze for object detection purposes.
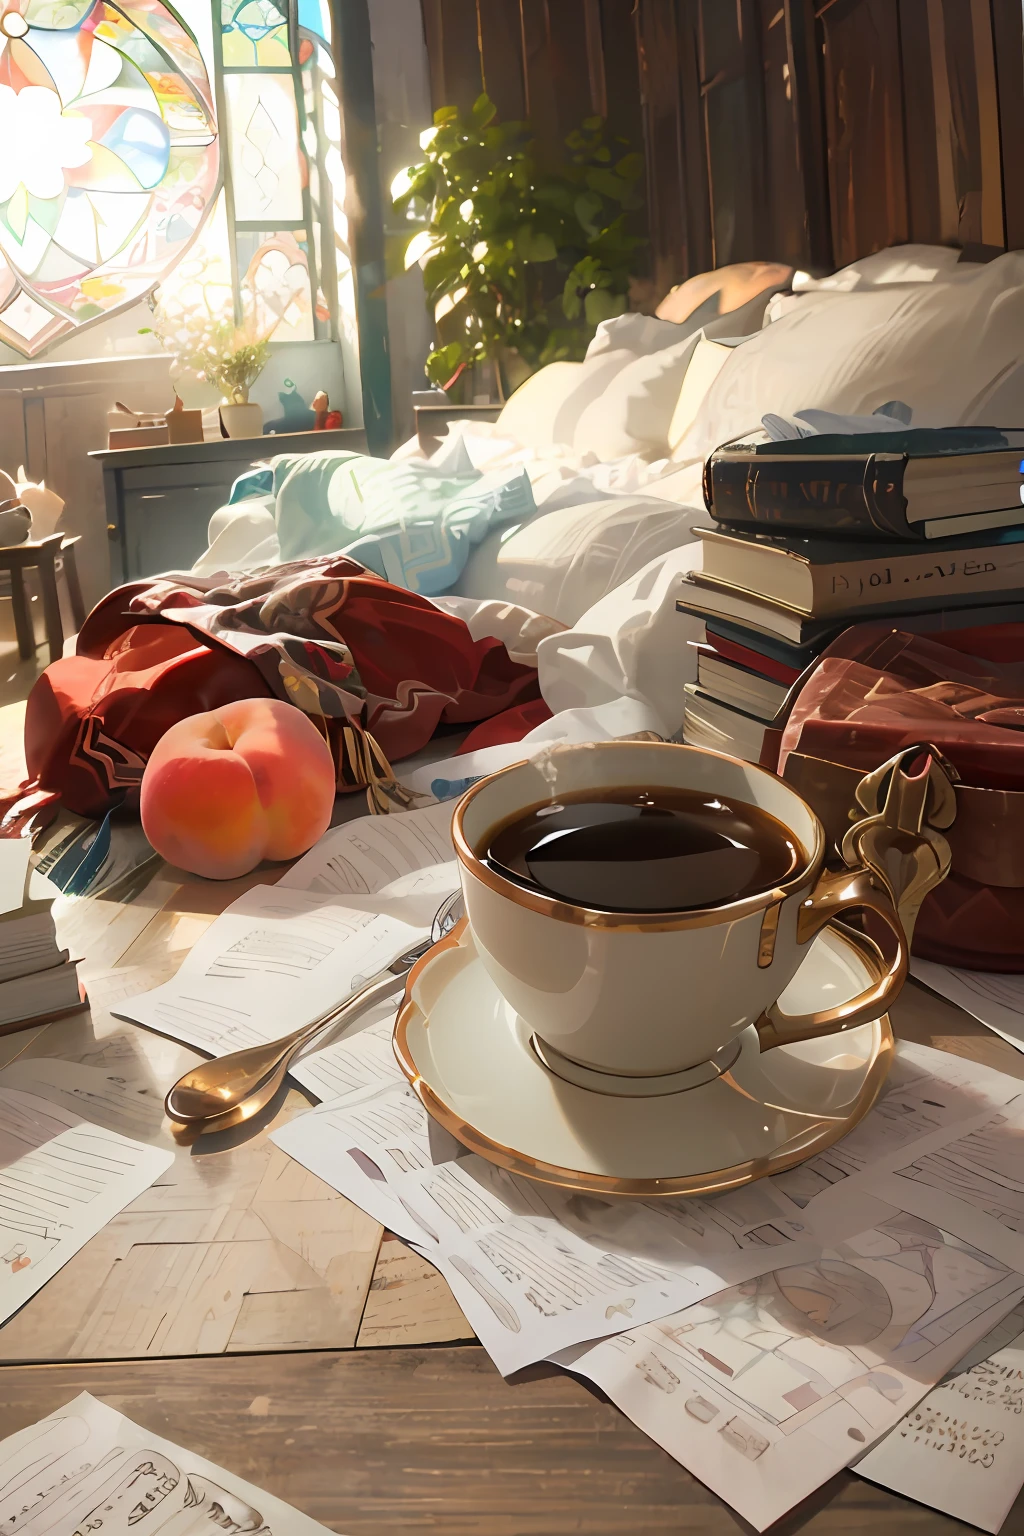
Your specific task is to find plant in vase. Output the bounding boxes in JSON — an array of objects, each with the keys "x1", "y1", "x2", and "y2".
[
  {"x1": 391, "y1": 94, "x2": 643, "y2": 401},
  {"x1": 141, "y1": 265, "x2": 276, "y2": 438}
]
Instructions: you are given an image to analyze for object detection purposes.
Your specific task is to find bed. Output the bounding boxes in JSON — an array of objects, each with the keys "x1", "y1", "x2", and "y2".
[{"x1": 191, "y1": 244, "x2": 1024, "y2": 755}]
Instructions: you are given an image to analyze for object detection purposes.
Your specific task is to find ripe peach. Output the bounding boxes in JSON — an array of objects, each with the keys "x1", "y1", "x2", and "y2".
[{"x1": 140, "y1": 698, "x2": 336, "y2": 879}]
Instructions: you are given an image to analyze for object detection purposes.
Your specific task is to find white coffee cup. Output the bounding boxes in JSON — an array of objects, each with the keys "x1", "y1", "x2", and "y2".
[{"x1": 452, "y1": 740, "x2": 907, "y2": 1079}]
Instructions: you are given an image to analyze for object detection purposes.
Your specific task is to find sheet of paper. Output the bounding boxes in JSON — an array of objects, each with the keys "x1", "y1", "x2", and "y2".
[
  {"x1": 274, "y1": 1077, "x2": 809, "y2": 1375},
  {"x1": 857, "y1": 1302, "x2": 1024, "y2": 1532},
  {"x1": 755, "y1": 1041, "x2": 1023, "y2": 1242},
  {"x1": 0, "y1": 1086, "x2": 172, "y2": 1326},
  {"x1": 560, "y1": 1216, "x2": 1024, "y2": 1531},
  {"x1": 912, "y1": 958, "x2": 1024, "y2": 1054},
  {"x1": 115, "y1": 802, "x2": 461, "y2": 1065},
  {"x1": 0, "y1": 1057, "x2": 165, "y2": 1141},
  {"x1": 867, "y1": 1097, "x2": 1024, "y2": 1274},
  {"x1": 0, "y1": 1392, "x2": 335, "y2": 1536},
  {"x1": 277, "y1": 799, "x2": 457, "y2": 905},
  {"x1": 115, "y1": 885, "x2": 426, "y2": 1058}
]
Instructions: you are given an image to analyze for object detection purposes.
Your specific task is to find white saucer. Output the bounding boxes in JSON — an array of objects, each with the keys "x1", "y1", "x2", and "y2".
[{"x1": 394, "y1": 920, "x2": 894, "y2": 1197}]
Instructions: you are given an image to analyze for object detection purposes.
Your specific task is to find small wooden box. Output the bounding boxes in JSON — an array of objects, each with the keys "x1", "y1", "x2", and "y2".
[{"x1": 167, "y1": 408, "x2": 204, "y2": 444}]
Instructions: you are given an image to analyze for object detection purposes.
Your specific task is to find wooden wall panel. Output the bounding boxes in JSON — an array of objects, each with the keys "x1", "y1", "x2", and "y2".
[
  {"x1": 992, "y1": 0, "x2": 1024, "y2": 252},
  {"x1": 597, "y1": 0, "x2": 644, "y2": 156},
  {"x1": 417, "y1": 0, "x2": 1024, "y2": 294},
  {"x1": 759, "y1": 0, "x2": 809, "y2": 266},
  {"x1": 475, "y1": 3, "x2": 526, "y2": 122},
  {"x1": 635, "y1": 2, "x2": 690, "y2": 295},
  {"x1": 898, "y1": 0, "x2": 948, "y2": 246},
  {"x1": 817, "y1": 0, "x2": 909, "y2": 267},
  {"x1": 701, "y1": 0, "x2": 766, "y2": 266}
]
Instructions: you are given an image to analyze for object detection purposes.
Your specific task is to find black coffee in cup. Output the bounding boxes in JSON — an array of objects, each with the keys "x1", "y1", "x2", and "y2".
[{"x1": 482, "y1": 787, "x2": 801, "y2": 912}]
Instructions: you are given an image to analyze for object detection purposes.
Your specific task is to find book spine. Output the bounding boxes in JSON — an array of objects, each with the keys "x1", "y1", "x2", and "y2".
[
  {"x1": 810, "y1": 541, "x2": 1024, "y2": 616},
  {"x1": 707, "y1": 454, "x2": 912, "y2": 538}
]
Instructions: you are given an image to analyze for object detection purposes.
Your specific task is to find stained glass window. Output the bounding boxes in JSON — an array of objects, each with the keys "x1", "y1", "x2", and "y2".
[{"x1": 0, "y1": 0, "x2": 344, "y2": 354}]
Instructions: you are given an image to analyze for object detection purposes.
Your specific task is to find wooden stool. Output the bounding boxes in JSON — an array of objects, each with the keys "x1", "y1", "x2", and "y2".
[{"x1": 0, "y1": 534, "x2": 87, "y2": 664}]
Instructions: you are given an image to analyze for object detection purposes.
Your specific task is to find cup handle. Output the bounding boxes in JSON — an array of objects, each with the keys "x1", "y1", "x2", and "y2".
[{"x1": 753, "y1": 866, "x2": 907, "y2": 1052}]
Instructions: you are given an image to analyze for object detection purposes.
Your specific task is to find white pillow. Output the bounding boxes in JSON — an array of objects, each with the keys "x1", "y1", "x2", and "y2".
[
  {"x1": 549, "y1": 315, "x2": 692, "y2": 445},
  {"x1": 453, "y1": 494, "x2": 705, "y2": 624},
  {"x1": 794, "y1": 243, "x2": 979, "y2": 292},
  {"x1": 672, "y1": 252, "x2": 1024, "y2": 466},
  {"x1": 495, "y1": 361, "x2": 583, "y2": 448},
  {"x1": 586, "y1": 312, "x2": 687, "y2": 358},
  {"x1": 495, "y1": 313, "x2": 700, "y2": 453},
  {"x1": 667, "y1": 338, "x2": 736, "y2": 457},
  {"x1": 573, "y1": 331, "x2": 703, "y2": 461}
]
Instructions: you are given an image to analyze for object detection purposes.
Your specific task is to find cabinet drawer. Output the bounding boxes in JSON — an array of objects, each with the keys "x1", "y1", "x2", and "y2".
[
  {"x1": 122, "y1": 480, "x2": 227, "y2": 578},
  {"x1": 121, "y1": 459, "x2": 246, "y2": 493}
]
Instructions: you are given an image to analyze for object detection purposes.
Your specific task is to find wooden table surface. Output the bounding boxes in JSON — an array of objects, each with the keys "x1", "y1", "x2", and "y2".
[{"x1": 1, "y1": 753, "x2": 1023, "y2": 1529}]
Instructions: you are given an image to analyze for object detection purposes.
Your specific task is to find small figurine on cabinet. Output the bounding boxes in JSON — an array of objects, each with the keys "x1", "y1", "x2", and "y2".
[{"x1": 312, "y1": 391, "x2": 343, "y2": 430}]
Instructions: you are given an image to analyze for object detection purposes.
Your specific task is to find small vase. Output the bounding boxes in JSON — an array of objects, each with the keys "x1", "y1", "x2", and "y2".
[{"x1": 219, "y1": 402, "x2": 263, "y2": 439}]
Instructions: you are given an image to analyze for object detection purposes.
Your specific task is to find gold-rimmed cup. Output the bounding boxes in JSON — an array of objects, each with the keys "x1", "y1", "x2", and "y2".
[{"x1": 451, "y1": 740, "x2": 907, "y2": 1080}]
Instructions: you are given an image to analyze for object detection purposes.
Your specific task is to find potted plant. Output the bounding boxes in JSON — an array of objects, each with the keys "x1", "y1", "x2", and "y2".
[
  {"x1": 141, "y1": 270, "x2": 275, "y2": 438},
  {"x1": 391, "y1": 95, "x2": 644, "y2": 401}
]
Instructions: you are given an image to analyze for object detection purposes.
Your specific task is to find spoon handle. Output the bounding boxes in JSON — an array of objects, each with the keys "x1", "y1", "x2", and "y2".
[
  {"x1": 284, "y1": 964, "x2": 413, "y2": 1064},
  {"x1": 165, "y1": 939, "x2": 432, "y2": 1123}
]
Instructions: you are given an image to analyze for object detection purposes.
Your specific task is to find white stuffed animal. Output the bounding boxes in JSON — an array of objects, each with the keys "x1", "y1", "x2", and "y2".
[{"x1": 13, "y1": 466, "x2": 64, "y2": 538}]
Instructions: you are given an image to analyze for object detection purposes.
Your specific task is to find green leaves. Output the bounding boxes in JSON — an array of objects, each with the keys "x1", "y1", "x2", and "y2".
[
  {"x1": 516, "y1": 226, "x2": 557, "y2": 262},
  {"x1": 425, "y1": 341, "x2": 465, "y2": 387},
  {"x1": 391, "y1": 92, "x2": 644, "y2": 388},
  {"x1": 585, "y1": 288, "x2": 625, "y2": 326}
]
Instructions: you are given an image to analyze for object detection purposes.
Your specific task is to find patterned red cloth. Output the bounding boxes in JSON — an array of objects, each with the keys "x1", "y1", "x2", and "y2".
[
  {"x1": 21, "y1": 556, "x2": 541, "y2": 819},
  {"x1": 457, "y1": 699, "x2": 553, "y2": 754}
]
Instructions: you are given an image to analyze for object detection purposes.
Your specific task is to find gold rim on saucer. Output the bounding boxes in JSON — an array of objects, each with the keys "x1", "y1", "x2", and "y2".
[{"x1": 393, "y1": 921, "x2": 895, "y2": 1199}]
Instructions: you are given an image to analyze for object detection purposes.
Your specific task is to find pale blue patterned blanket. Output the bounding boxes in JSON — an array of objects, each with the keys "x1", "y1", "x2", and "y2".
[{"x1": 227, "y1": 442, "x2": 536, "y2": 597}]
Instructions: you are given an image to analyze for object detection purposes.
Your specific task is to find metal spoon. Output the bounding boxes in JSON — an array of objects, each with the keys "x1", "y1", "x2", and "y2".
[{"x1": 164, "y1": 889, "x2": 464, "y2": 1126}]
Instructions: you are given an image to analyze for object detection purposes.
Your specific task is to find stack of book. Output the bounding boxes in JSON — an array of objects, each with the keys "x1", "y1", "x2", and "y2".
[
  {"x1": 679, "y1": 425, "x2": 1024, "y2": 762},
  {"x1": 0, "y1": 837, "x2": 85, "y2": 1035}
]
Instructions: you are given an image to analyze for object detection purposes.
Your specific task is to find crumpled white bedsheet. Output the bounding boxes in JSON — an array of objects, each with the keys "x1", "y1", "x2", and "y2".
[
  {"x1": 432, "y1": 539, "x2": 706, "y2": 744},
  {"x1": 190, "y1": 418, "x2": 709, "y2": 760}
]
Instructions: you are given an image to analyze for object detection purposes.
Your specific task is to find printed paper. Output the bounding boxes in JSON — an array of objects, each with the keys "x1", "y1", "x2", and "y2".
[
  {"x1": 0, "y1": 1392, "x2": 335, "y2": 1536},
  {"x1": 275, "y1": 1036, "x2": 1020, "y2": 1377},
  {"x1": 115, "y1": 885, "x2": 426, "y2": 1060},
  {"x1": 0, "y1": 1086, "x2": 172, "y2": 1327},
  {"x1": 857, "y1": 1303, "x2": 1024, "y2": 1532},
  {"x1": 561, "y1": 1218, "x2": 1024, "y2": 1530}
]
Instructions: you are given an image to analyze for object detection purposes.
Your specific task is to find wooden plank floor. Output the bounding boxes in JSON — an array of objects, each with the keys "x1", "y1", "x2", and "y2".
[
  {"x1": 0, "y1": 848, "x2": 465, "y2": 1361},
  {"x1": 5, "y1": 697, "x2": 1024, "y2": 1528},
  {"x1": 2, "y1": 1348, "x2": 1016, "y2": 1535}
]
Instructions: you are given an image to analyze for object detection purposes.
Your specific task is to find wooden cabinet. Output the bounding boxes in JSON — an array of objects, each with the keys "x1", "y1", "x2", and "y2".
[{"x1": 91, "y1": 429, "x2": 367, "y2": 584}]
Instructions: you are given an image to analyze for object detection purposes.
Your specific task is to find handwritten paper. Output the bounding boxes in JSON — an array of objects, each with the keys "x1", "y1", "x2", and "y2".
[
  {"x1": 115, "y1": 802, "x2": 460, "y2": 1069},
  {"x1": 560, "y1": 1219, "x2": 1024, "y2": 1531},
  {"x1": 912, "y1": 958, "x2": 1024, "y2": 1055},
  {"x1": 277, "y1": 799, "x2": 456, "y2": 905},
  {"x1": 0, "y1": 1058, "x2": 165, "y2": 1142},
  {"x1": 0, "y1": 1086, "x2": 172, "y2": 1327},
  {"x1": 0, "y1": 1392, "x2": 335, "y2": 1536},
  {"x1": 116, "y1": 885, "x2": 426, "y2": 1061},
  {"x1": 272, "y1": 1071, "x2": 786, "y2": 1374},
  {"x1": 857, "y1": 1304, "x2": 1024, "y2": 1532}
]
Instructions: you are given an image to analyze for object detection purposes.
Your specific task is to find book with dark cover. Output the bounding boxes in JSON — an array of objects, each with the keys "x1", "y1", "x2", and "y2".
[{"x1": 704, "y1": 427, "x2": 1024, "y2": 542}]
